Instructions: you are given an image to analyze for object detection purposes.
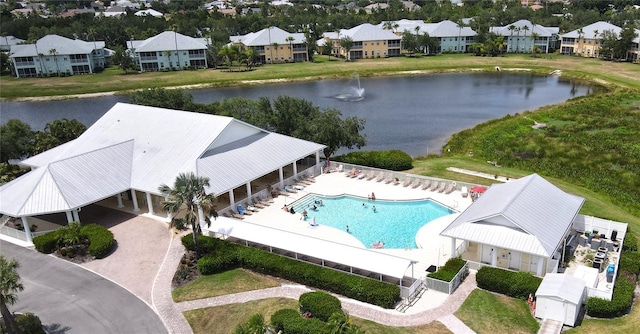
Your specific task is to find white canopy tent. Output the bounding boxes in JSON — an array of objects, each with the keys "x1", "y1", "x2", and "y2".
[{"x1": 206, "y1": 217, "x2": 416, "y2": 284}]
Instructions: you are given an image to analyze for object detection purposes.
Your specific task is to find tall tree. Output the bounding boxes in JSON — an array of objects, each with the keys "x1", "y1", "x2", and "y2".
[
  {"x1": 508, "y1": 24, "x2": 516, "y2": 52},
  {"x1": 339, "y1": 36, "x2": 353, "y2": 61},
  {"x1": 308, "y1": 108, "x2": 366, "y2": 160},
  {"x1": 0, "y1": 119, "x2": 34, "y2": 163},
  {"x1": 0, "y1": 255, "x2": 24, "y2": 334},
  {"x1": 48, "y1": 48, "x2": 60, "y2": 76},
  {"x1": 286, "y1": 36, "x2": 294, "y2": 62},
  {"x1": 159, "y1": 172, "x2": 217, "y2": 257}
]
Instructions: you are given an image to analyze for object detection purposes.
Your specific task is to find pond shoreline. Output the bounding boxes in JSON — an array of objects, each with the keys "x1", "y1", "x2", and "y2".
[{"x1": 3, "y1": 67, "x2": 546, "y2": 103}]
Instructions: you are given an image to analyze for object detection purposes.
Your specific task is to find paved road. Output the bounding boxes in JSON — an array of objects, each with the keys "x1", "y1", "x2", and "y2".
[{"x1": 1, "y1": 240, "x2": 168, "y2": 334}]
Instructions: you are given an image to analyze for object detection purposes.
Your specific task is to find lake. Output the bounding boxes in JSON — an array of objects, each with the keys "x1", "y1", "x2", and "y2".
[{"x1": 1, "y1": 73, "x2": 594, "y2": 157}]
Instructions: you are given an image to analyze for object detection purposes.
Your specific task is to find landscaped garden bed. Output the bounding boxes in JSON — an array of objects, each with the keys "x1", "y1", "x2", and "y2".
[{"x1": 32, "y1": 223, "x2": 115, "y2": 263}]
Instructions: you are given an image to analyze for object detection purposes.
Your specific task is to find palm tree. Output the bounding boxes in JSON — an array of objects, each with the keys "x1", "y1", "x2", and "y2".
[
  {"x1": 577, "y1": 28, "x2": 584, "y2": 55},
  {"x1": 88, "y1": 27, "x2": 98, "y2": 71},
  {"x1": 593, "y1": 29, "x2": 599, "y2": 57},
  {"x1": 159, "y1": 172, "x2": 217, "y2": 257},
  {"x1": 0, "y1": 255, "x2": 24, "y2": 334},
  {"x1": 171, "y1": 25, "x2": 181, "y2": 70},
  {"x1": 522, "y1": 25, "x2": 530, "y2": 52},
  {"x1": 286, "y1": 36, "x2": 294, "y2": 62},
  {"x1": 272, "y1": 42, "x2": 279, "y2": 62},
  {"x1": 218, "y1": 46, "x2": 233, "y2": 70},
  {"x1": 165, "y1": 50, "x2": 172, "y2": 69},
  {"x1": 508, "y1": 25, "x2": 516, "y2": 52},
  {"x1": 49, "y1": 48, "x2": 60, "y2": 76},
  {"x1": 530, "y1": 32, "x2": 540, "y2": 56},
  {"x1": 267, "y1": 27, "x2": 274, "y2": 64},
  {"x1": 455, "y1": 19, "x2": 464, "y2": 52},
  {"x1": 515, "y1": 27, "x2": 521, "y2": 52},
  {"x1": 243, "y1": 48, "x2": 256, "y2": 70},
  {"x1": 382, "y1": 21, "x2": 394, "y2": 31}
]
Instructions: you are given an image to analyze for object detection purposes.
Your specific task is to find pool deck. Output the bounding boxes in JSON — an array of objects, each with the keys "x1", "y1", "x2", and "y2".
[{"x1": 235, "y1": 170, "x2": 475, "y2": 313}]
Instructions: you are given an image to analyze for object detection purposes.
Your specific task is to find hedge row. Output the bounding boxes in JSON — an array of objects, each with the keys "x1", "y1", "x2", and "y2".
[
  {"x1": 586, "y1": 277, "x2": 635, "y2": 318},
  {"x1": 186, "y1": 235, "x2": 401, "y2": 308},
  {"x1": 81, "y1": 224, "x2": 115, "y2": 259},
  {"x1": 476, "y1": 266, "x2": 542, "y2": 299},
  {"x1": 622, "y1": 229, "x2": 638, "y2": 252},
  {"x1": 270, "y1": 309, "x2": 327, "y2": 334},
  {"x1": 335, "y1": 150, "x2": 413, "y2": 171},
  {"x1": 299, "y1": 292, "x2": 342, "y2": 322},
  {"x1": 427, "y1": 257, "x2": 467, "y2": 282},
  {"x1": 32, "y1": 224, "x2": 115, "y2": 258}
]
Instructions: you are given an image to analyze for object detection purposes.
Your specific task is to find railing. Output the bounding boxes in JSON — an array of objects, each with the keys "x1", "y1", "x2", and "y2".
[
  {"x1": 425, "y1": 262, "x2": 469, "y2": 294},
  {"x1": 586, "y1": 286, "x2": 613, "y2": 301},
  {"x1": 0, "y1": 226, "x2": 27, "y2": 241},
  {"x1": 400, "y1": 277, "x2": 425, "y2": 301}
]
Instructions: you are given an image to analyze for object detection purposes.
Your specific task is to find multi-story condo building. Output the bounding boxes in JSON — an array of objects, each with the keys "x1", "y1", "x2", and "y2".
[
  {"x1": 382, "y1": 19, "x2": 477, "y2": 53},
  {"x1": 319, "y1": 23, "x2": 402, "y2": 59},
  {"x1": 560, "y1": 21, "x2": 620, "y2": 57},
  {"x1": 490, "y1": 20, "x2": 559, "y2": 53},
  {"x1": 10, "y1": 35, "x2": 105, "y2": 78},
  {"x1": 127, "y1": 31, "x2": 209, "y2": 71},
  {"x1": 230, "y1": 27, "x2": 308, "y2": 63}
]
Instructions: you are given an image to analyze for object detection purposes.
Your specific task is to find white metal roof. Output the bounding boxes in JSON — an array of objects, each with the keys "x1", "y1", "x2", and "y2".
[
  {"x1": 339, "y1": 23, "x2": 401, "y2": 42},
  {"x1": 572, "y1": 265, "x2": 599, "y2": 288},
  {"x1": 207, "y1": 217, "x2": 414, "y2": 279},
  {"x1": 129, "y1": 31, "x2": 208, "y2": 52},
  {"x1": 3, "y1": 103, "x2": 324, "y2": 217},
  {"x1": 230, "y1": 27, "x2": 305, "y2": 46},
  {"x1": 441, "y1": 174, "x2": 585, "y2": 257},
  {"x1": 536, "y1": 273, "x2": 586, "y2": 305},
  {"x1": 561, "y1": 21, "x2": 621, "y2": 38},
  {"x1": 489, "y1": 20, "x2": 559, "y2": 37},
  {"x1": 376, "y1": 20, "x2": 477, "y2": 38},
  {"x1": 10, "y1": 35, "x2": 105, "y2": 57}
]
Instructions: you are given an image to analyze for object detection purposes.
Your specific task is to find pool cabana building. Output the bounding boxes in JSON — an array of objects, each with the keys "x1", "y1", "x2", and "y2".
[
  {"x1": 0, "y1": 103, "x2": 326, "y2": 244},
  {"x1": 441, "y1": 174, "x2": 585, "y2": 277}
]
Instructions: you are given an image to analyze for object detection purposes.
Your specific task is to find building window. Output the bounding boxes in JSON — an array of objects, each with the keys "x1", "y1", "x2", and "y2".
[
  {"x1": 71, "y1": 65, "x2": 91, "y2": 74},
  {"x1": 17, "y1": 68, "x2": 37, "y2": 77}
]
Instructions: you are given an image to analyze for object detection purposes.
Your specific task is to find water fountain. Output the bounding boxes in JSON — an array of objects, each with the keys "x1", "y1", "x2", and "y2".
[{"x1": 334, "y1": 73, "x2": 365, "y2": 101}]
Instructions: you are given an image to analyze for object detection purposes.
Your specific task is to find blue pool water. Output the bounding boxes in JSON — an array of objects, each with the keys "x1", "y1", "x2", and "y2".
[{"x1": 294, "y1": 195, "x2": 454, "y2": 249}]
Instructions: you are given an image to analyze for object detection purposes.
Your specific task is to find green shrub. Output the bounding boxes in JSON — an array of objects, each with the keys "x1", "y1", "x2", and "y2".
[
  {"x1": 586, "y1": 277, "x2": 635, "y2": 318},
  {"x1": 32, "y1": 230, "x2": 60, "y2": 254},
  {"x1": 16, "y1": 312, "x2": 45, "y2": 334},
  {"x1": 194, "y1": 235, "x2": 401, "y2": 308},
  {"x1": 476, "y1": 266, "x2": 542, "y2": 299},
  {"x1": 336, "y1": 150, "x2": 413, "y2": 171},
  {"x1": 618, "y1": 251, "x2": 640, "y2": 276},
  {"x1": 270, "y1": 308, "x2": 327, "y2": 334},
  {"x1": 299, "y1": 291, "x2": 342, "y2": 322},
  {"x1": 428, "y1": 257, "x2": 467, "y2": 282},
  {"x1": 622, "y1": 230, "x2": 638, "y2": 252},
  {"x1": 81, "y1": 224, "x2": 115, "y2": 259}
]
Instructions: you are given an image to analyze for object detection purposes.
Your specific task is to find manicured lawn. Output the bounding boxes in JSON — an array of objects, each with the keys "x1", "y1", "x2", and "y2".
[
  {"x1": 2, "y1": 54, "x2": 639, "y2": 99},
  {"x1": 172, "y1": 268, "x2": 280, "y2": 302},
  {"x1": 183, "y1": 297, "x2": 453, "y2": 334},
  {"x1": 566, "y1": 298, "x2": 640, "y2": 334},
  {"x1": 455, "y1": 289, "x2": 539, "y2": 334}
]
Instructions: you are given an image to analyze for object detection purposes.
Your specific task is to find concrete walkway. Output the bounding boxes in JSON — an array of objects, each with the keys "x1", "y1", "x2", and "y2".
[
  {"x1": 537, "y1": 319, "x2": 563, "y2": 334},
  {"x1": 155, "y1": 230, "x2": 477, "y2": 334}
]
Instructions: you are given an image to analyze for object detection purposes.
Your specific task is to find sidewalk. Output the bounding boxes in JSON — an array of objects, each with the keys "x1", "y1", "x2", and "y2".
[{"x1": 156, "y1": 232, "x2": 477, "y2": 334}]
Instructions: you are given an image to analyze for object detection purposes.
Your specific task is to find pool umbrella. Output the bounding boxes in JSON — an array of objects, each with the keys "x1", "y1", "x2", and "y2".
[{"x1": 470, "y1": 186, "x2": 487, "y2": 193}]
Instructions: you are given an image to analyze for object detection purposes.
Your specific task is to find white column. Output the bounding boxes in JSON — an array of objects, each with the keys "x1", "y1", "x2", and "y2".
[
  {"x1": 116, "y1": 193, "x2": 124, "y2": 208},
  {"x1": 146, "y1": 192, "x2": 154, "y2": 214},
  {"x1": 65, "y1": 211, "x2": 73, "y2": 223},
  {"x1": 21, "y1": 217, "x2": 33, "y2": 244},
  {"x1": 246, "y1": 183, "x2": 252, "y2": 204},
  {"x1": 315, "y1": 152, "x2": 320, "y2": 165},
  {"x1": 72, "y1": 209, "x2": 80, "y2": 223},
  {"x1": 278, "y1": 167, "x2": 284, "y2": 187},
  {"x1": 450, "y1": 238, "x2": 457, "y2": 257},
  {"x1": 491, "y1": 247, "x2": 498, "y2": 267},
  {"x1": 131, "y1": 190, "x2": 140, "y2": 212},
  {"x1": 229, "y1": 190, "x2": 235, "y2": 208},
  {"x1": 292, "y1": 161, "x2": 298, "y2": 178},
  {"x1": 536, "y1": 256, "x2": 544, "y2": 276}
]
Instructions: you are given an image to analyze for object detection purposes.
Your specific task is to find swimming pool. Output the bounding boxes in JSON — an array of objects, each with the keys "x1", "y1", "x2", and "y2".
[{"x1": 294, "y1": 195, "x2": 454, "y2": 249}]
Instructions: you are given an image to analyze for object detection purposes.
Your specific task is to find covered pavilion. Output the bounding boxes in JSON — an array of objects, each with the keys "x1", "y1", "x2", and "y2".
[{"x1": 0, "y1": 103, "x2": 325, "y2": 244}]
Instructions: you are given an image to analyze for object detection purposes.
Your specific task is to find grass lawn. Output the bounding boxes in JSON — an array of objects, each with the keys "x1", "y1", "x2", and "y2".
[
  {"x1": 409, "y1": 156, "x2": 640, "y2": 231},
  {"x1": 172, "y1": 268, "x2": 280, "y2": 302},
  {"x1": 455, "y1": 289, "x2": 540, "y2": 334},
  {"x1": 2, "y1": 54, "x2": 639, "y2": 99},
  {"x1": 183, "y1": 297, "x2": 453, "y2": 334},
  {"x1": 566, "y1": 298, "x2": 640, "y2": 334}
]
